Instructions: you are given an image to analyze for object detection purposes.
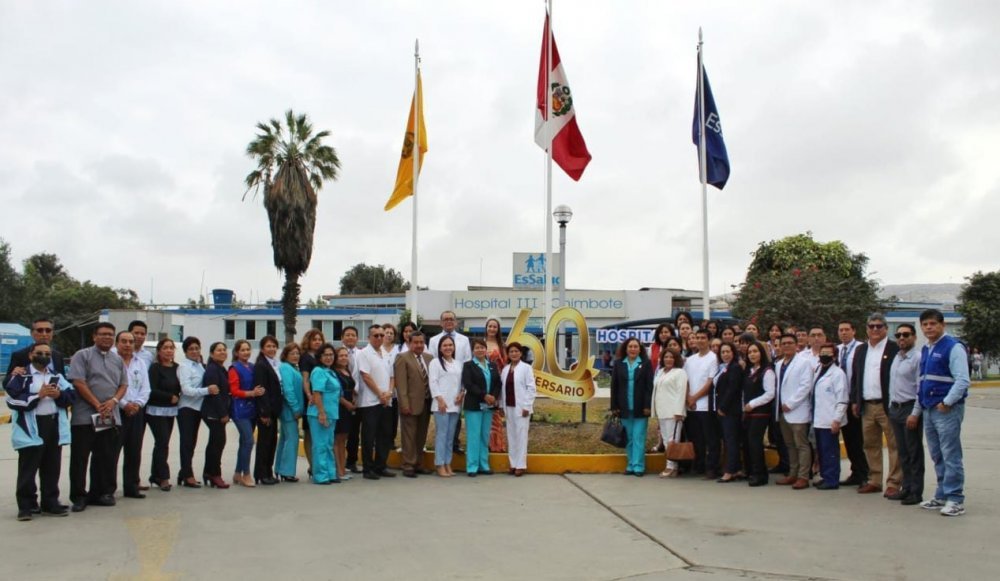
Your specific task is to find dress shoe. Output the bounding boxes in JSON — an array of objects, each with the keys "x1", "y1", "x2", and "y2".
[
  {"x1": 634, "y1": 471, "x2": 644, "y2": 477},
  {"x1": 377, "y1": 469, "x2": 396, "y2": 478},
  {"x1": 178, "y1": 477, "x2": 202, "y2": 489},
  {"x1": 346, "y1": 464, "x2": 362, "y2": 474},
  {"x1": 508, "y1": 468, "x2": 516, "y2": 475},
  {"x1": 151, "y1": 479, "x2": 172, "y2": 492},
  {"x1": 884, "y1": 487, "x2": 902, "y2": 499},
  {"x1": 775, "y1": 476, "x2": 796, "y2": 485},
  {"x1": 623, "y1": 470, "x2": 634, "y2": 476},
  {"x1": 480, "y1": 470, "x2": 494, "y2": 476},
  {"x1": 124, "y1": 491, "x2": 146, "y2": 499},
  {"x1": 17, "y1": 509, "x2": 32, "y2": 522},
  {"x1": 280, "y1": 475, "x2": 299, "y2": 483},
  {"x1": 901, "y1": 495, "x2": 922, "y2": 506},
  {"x1": 514, "y1": 469, "x2": 525, "y2": 477},
  {"x1": 206, "y1": 476, "x2": 230, "y2": 489},
  {"x1": 467, "y1": 472, "x2": 477, "y2": 477},
  {"x1": 717, "y1": 475, "x2": 736, "y2": 483},
  {"x1": 857, "y1": 483, "x2": 882, "y2": 494},
  {"x1": 362, "y1": 472, "x2": 381, "y2": 481},
  {"x1": 41, "y1": 505, "x2": 70, "y2": 517},
  {"x1": 416, "y1": 468, "x2": 434, "y2": 475},
  {"x1": 792, "y1": 478, "x2": 809, "y2": 490},
  {"x1": 30, "y1": 505, "x2": 41, "y2": 515},
  {"x1": 768, "y1": 466, "x2": 789, "y2": 474},
  {"x1": 839, "y1": 475, "x2": 864, "y2": 487},
  {"x1": 402, "y1": 470, "x2": 417, "y2": 478},
  {"x1": 814, "y1": 482, "x2": 839, "y2": 490},
  {"x1": 71, "y1": 500, "x2": 87, "y2": 513},
  {"x1": 90, "y1": 495, "x2": 116, "y2": 507},
  {"x1": 748, "y1": 478, "x2": 768, "y2": 487},
  {"x1": 258, "y1": 477, "x2": 279, "y2": 486}
]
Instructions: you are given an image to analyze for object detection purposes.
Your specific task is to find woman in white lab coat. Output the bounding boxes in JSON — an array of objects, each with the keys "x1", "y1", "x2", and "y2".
[{"x1": 500, "y1": 342, "x2": 536, "y2": 476}]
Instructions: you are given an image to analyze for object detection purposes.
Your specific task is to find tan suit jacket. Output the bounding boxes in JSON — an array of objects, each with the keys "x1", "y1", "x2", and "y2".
[{"x1": 395, "y1": 351, "x2": 433, "y2": 415}]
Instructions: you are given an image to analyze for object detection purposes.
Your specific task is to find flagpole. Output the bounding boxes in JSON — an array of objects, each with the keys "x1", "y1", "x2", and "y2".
[
  {"x1": 411, "y1": 38, "x2": 421, "y2": 326},
  {"x1": 697, "y1": 28, "x2": 711, "y2": 323},
  {"x1": 544, "y1": 0, "x2": 554, "y2": 327}
]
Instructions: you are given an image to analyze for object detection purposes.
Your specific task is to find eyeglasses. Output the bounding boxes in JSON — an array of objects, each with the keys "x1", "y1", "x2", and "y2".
[
  {"x1": 867, "y1": 323, "x2": 885, "y2": 330},
  {"x1": 894, "y1": 332, "x2": 913, "y2": 339}
]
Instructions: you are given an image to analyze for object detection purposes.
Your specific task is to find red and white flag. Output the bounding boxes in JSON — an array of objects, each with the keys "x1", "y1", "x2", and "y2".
[{"x1": 535, "y1": 14, "x2": 591, "y2": 181}]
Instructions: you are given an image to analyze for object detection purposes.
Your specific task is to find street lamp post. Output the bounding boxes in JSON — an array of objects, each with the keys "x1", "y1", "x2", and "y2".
[{"x1": 553, "y1": 205, "x2": 584, "y2": 422}]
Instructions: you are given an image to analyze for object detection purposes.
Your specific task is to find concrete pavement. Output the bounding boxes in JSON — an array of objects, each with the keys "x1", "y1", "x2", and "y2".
[{"x1": 2, "y1": 389, "x2": 1000, "y2": 580}]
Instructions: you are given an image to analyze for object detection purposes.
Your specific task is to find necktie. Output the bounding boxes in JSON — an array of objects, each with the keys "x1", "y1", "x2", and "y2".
[{"x1": 840, "y1": 344, "x2": 848, "y2": 369}]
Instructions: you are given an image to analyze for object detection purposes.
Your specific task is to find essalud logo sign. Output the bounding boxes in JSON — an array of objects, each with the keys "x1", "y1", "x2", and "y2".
[{"x1": 506, "y1": 306, "x2": 596, "y2": 403}]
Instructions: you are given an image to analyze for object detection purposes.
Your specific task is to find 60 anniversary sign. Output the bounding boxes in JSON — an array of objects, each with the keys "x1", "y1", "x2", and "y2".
[{"x1": 505, "y1": 306, "x2": 597, "y2": 403}]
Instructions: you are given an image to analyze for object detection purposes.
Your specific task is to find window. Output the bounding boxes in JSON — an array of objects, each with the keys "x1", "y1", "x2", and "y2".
[
  {"x1": 332, "y1": 320, "x2": 344, "y2": 340},
  {"x1": 246, "y1": 320, "x2": 257, "y2": 341},
  {"x1": 266, "y1": 320, "x2": 277, "y2": 337},
  {"x1": 224, "y1": 320, "x2": 235, "y2": 341}
]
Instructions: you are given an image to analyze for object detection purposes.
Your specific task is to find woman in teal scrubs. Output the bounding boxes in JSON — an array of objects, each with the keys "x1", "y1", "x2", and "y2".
[
  {"x1": 609, "y1": 338, "x2": 654, "y2": 476},
  {"x1": 275, "y1": 343, "x2": 305, "y2": 482},
  {"x1": 307, "y1": 344, "x2": 342, "y2": 484}
]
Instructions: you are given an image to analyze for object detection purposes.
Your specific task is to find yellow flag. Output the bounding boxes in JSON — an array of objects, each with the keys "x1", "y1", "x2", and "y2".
[{"x1": 384, "y1": 73, "x2": 427, "y2": 211}]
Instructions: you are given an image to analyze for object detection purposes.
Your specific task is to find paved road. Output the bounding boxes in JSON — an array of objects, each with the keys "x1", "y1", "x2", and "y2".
[{"x1": 2, "y1": 391, "x2": 999, "y2": 580}]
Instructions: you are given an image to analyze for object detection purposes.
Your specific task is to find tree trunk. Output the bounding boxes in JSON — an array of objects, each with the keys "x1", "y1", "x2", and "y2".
[{"x1": 282, "y1": 271, "x2": 301, "y2": 345}]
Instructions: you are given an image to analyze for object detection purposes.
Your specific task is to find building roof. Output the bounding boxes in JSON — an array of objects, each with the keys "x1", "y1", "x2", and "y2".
[{"x1": 0, "y1": 323, "x2": 30, "y2": 336}]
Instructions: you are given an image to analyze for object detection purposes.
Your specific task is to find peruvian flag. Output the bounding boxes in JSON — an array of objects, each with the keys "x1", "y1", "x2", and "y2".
[{"x1": 535, "y1": 14, "x2": 591, "y2": 181}]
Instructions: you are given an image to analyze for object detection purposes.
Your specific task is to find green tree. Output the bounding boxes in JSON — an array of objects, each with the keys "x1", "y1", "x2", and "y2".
[
  {"x1": 732, "y1": 232, "x2": 887, "y2": 333},
  {"x1": 339, "y1": 263, "x2": 410, "y2": 295},
  {"x1": 0, "y1": 239, "x2": 25, "y2": 321},
  {"x1": 0, "y1": 243, "x2": 142, "y2": 354},
  {"x1": 245, "y1": 110, "x2": 341, "y2": 344},
  {"x1": 957, "y1": 270, "x2": 1000, "y2": 358}
]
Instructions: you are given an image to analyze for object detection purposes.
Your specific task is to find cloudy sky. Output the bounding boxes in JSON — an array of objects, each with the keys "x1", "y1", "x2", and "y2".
[{"x1": 2, "y1": 0, "x2": 997, "y2": 307}]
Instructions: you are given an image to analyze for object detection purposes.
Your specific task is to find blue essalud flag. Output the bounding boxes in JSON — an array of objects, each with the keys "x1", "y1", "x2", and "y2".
[{"x1": 692, "y1": 64, "x2": 730, "y2": 190}]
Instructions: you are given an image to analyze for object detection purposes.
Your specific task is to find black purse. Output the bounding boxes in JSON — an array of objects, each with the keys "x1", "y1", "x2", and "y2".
[{"x1": 600, "y1": 415, "x2": 628, "y2": 448}]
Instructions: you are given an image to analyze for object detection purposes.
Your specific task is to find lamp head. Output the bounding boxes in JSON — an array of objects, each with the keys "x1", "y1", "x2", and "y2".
[{"x1": 553, "y1": 204, "x2": 573, "y2": 225}]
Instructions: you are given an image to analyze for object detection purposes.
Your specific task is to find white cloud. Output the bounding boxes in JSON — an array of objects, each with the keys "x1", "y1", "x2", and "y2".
[{"x1": 1, "y1": 0, "x2": 997, "y2": 306}]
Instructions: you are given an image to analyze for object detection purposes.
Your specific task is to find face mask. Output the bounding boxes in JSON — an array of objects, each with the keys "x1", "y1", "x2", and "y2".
[
  {"x1": 819, "y1": 355, "x2": 834, "y2": 365},
  {"x1": 32, "y1": 355, "x2": 51, "y2": 367}
]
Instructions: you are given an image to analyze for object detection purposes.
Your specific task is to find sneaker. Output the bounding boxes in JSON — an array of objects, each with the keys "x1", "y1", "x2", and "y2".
[
  {"x1": 940, "y1": 501, "x2": 966, "y2": 517},
  {"x1": 920, "y1": 498, "x2": 946, "y2": 510}
]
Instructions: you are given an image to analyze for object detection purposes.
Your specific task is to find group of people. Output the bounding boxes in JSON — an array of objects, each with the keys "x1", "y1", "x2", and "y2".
[
  {"x1": 612, "y1": 309, "x2": 971, "y2": 517},
  {"x1": 4, "y1": 311, "x2": 538, "y2": 522},
  {"x1": 5, "y1": 307, "x2": 971, "y2": 521}
]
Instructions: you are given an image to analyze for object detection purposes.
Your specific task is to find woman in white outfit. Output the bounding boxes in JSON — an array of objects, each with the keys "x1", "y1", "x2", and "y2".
[
  {"x1": 500, "y1": 342, "x2": 535, "y2": 476},
  {"x1": 429, "y1": 336, "x2": 463, "y2": 477},
  {"x1": 651, "y1": 348, "x2": 688, "y2": 478}
]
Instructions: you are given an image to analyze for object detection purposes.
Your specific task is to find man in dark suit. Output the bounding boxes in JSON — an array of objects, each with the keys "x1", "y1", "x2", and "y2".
[
  {"x1": 4, "y1": 318, "x2": 66, "y2": 388},
  {"x1": 394, "y1": 332, "x2": 434, "y2": 478},
  {"x1": 850, "y1": 313, "x2": 902, "y2": 496}
]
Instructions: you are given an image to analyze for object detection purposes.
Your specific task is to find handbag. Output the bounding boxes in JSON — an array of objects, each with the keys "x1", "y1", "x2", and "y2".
[
  {"x1": 665, "y1": 422, "x2": 695, "y2": 461},
  {"x1": 600, "y1": 415, "x2": 628, "y2": 449}
]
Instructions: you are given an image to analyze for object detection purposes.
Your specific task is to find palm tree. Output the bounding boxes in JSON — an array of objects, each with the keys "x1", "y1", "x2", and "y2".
[{"x1": 244, "y1": 109, "x2": 340, "y2": 345}]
